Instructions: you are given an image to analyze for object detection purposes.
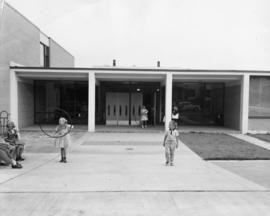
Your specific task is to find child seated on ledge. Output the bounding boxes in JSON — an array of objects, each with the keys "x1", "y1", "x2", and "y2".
[
  {"x1": 4, "y1": 121, "x2": 25, "y2": 161},
  {"x1": 0, "y1": 138, "x2": 22, "y2": 169}
]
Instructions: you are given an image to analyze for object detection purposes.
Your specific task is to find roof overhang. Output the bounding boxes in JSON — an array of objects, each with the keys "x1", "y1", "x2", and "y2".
[{"x1": 10, "y1": 66, "x2": 270, "y2": 82}]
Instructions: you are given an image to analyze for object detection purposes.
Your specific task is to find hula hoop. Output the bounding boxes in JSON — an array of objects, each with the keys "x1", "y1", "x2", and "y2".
[{"x1": 39, "y1": 108, "x2": 73, "y2": 139}]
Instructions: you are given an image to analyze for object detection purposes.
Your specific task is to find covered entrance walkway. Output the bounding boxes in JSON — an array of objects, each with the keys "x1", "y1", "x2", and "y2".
[
  {"x1": 95, "y1": 125, "x2": 239, "y2": 134},
  {"x1": 9, "y1": 67, "x2": 250, "y2": 133},
  {"x1": 96, "y1": 80, "x2": 164, "y2": 127},
  {"x1": 95, "y1": 73, "x2": 166, "y2": 128}
]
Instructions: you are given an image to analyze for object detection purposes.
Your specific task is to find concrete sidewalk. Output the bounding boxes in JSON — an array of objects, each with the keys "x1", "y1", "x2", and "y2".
[
  {"x1": 230, "y1": 133, "x2": 270, "y2": 150},
  {"x1": 0, "y1": 132, "x2": 265, "y2": 192},
  {"x1": 0, "y1": 132, "x2": 270, "y2": 215}
]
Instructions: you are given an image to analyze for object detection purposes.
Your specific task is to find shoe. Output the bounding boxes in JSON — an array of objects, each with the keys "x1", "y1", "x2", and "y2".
[
  {"x1": 170, "y1": 162, "x2": 174, "y2": 166},
  {"x1": 63, "y1": 158, "x2": 67, "y2": 163},
  {"x1": 59, "y1": 158, "x2": 64, "y2": 163},
  {"x1": 12, "y1": 163, "x2": 22, "y2": 169},
  {"x1": 0, "y1": 162, "x2": 8, "y2": 166},
  {"x1": 165, "y1": 162, "x2": 169, "y2": 166}
]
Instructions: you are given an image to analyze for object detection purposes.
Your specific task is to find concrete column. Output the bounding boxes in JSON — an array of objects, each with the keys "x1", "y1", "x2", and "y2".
[
  {"x1": 165, "y1": 72, "x2": 173, "y2": 130},
  {"x1": 88, "y1": 72, "x2": 95, "y2": 132},
  {"x1": 240, "y1": 74, "x2": 250, "y2": 134},
  {"x1": 10, "y1": 69, "x2": 19, "y2": 129}
]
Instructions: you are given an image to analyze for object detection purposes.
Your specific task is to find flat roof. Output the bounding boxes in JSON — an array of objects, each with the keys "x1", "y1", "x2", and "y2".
[{"x1": 10, "y1": 66, "x2": 270, "y2": 73}]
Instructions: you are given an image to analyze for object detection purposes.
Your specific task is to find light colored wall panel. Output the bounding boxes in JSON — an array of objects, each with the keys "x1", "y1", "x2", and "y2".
[
  {"x1": 49, "y1": 38, "x2": 74, "y2": 67},
  {"x1": 18, "y1": 81, "x2": 34, "y2": 128},
  {"x1": 0, "y1": 3, "x2": 40, "y2": 112},
  {"x1": 249, "y1": 119, "x2": 270, "y2": 132}
]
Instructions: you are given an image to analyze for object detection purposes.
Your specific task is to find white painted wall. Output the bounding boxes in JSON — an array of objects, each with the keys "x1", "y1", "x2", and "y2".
[
  {"x1": 0, "y1": 3, "x2": 40, "y2": 113},
  {"x1": 240, "y1": 74, "x2": 250, "y2": 134},
  {"x1": 9, "y1": 70, "x2": 18, "y2": 127},
  {"x1": 18, "y1": 80, "x2": 34, "y2": 128},
  {"x1": 165, "y1": 72, "x2": 172, "y2": 130},
  {"x1": 88, "y1": 72, "x2": 95, "y2": 132}
]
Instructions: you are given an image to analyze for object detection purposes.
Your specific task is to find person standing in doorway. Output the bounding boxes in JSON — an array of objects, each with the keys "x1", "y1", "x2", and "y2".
[
  {"x1": 172, "y1": 106, "x2": 180, "y2": 127},
  {"x1": 140, "y1": 106, "x2": 148, "y2": 128}
]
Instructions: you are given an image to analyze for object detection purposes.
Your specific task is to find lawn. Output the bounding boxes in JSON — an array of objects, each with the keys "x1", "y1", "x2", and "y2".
[
  {"x1": 249, "y1": 134, "x2": 270, "y2": 143},
  {"x1": 180, "y1": 133, "x2": 270, "y2": 160}
]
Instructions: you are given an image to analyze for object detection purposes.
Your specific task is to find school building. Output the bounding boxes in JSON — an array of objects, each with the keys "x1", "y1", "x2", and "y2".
[
  {"x1": 0, "y1": 2, "x2": 74, "y2": 126},
  {"x1": 1, "y1": 2, "x2": 270, "y2": 134}
]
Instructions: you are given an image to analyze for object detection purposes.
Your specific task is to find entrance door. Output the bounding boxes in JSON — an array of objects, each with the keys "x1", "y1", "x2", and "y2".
[
  {"x1": 106, "y1": 93, "x2": 129, "y2": 125},
  {"x1": 117, "y1": 93, "x2": 129, "y2": 125},
  {"x1": 131, "y1": 93, "x2": 143, "y2": 125}
]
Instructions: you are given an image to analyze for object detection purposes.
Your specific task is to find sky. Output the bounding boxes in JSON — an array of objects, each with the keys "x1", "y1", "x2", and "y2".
[{"x1": 3, "y1": 0, "x2": 270, "y2": 69}]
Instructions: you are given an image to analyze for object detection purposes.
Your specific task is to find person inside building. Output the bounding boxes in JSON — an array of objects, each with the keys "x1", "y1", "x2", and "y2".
[
  {"x1": 140, "y1": 106, "x2": 149, "y2": 128},
  {"x1": 172, "y1": 106, "x2": 180, "y2": 126}
]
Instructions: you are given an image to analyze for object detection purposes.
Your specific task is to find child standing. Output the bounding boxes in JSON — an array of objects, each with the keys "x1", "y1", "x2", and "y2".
[
  {"x1": 140, "y1": 106, "x2": 148, "y2": 128},
  {"x1": 55, "y1": 117, "x2": 73, "y2": 163},
  {"x1": 163, "y1": 121, "x2": 179, "y2": 166}
]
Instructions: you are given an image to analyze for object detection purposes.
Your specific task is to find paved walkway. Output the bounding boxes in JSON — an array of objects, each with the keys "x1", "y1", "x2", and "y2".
[
  {"x1": 214, "y1": 160, "x2": 270, "y2": 189},
  {"x1": 1, "y1": 132, "x2": 270, "y2": 215},
  {"x1": 21, "y1": 124, "x2": 240, "y2": 134},
  {"x1": 230, "y1": 134, "x2": 270, "y2": 150}
]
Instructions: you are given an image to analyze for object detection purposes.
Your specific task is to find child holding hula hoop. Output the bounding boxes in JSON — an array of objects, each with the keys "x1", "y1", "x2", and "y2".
[{"x1": 54, "y1": 117, "x2": 73, "y2": 163}]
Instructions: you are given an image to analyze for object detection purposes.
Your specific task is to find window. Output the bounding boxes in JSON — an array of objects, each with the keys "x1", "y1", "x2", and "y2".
[
  {"x1": 40, "y1": 43, "x2": 50, "y2": 68},
  {"x1": 249, "y1": 76, "x2": 270, "y2": 117},
  {"x1": 125, "y1": 105, "x2": 128, "y2": 116},
  {"x1": 119, "y1": 105, "x2": 122, "y2": 116},
  {"x1": 107, "y1": 105, "x2": 110, "y2": 116},
  {"x1": 113, "y1": 106, "x2": 116, "y2": 116},
  {"x1": 173, "y1": 82, "x2": 224, "y2": 125}
]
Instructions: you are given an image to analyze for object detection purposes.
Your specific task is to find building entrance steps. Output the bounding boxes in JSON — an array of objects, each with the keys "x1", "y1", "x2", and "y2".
[{"x1": 0, "y1": 132, "x2": 265, "y2": 193}]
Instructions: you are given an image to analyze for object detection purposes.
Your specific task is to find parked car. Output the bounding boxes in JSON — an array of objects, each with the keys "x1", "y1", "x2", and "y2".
[{"x1": 178, "y1": 101, "x2": 201, "y2": 111}]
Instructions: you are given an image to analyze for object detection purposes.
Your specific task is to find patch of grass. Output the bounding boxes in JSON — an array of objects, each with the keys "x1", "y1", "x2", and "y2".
[
  {"x1": 249, "y1": 134, "x2": 270, "y2": 143},
  {"x1": 180, "y1": 133, "x2": 270, "y2": 160}
]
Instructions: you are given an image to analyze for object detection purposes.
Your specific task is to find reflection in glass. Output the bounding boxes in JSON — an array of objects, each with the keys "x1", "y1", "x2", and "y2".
[
  {"x1": 173, "y1": 82, "x2": 224, "y2": 125},
  {"x1": 34, "y1": 80, "x2": 88, "y2": 124}
]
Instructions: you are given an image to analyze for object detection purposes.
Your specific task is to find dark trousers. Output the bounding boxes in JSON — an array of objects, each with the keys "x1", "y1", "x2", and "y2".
[{"x1": 0, "y1": 145, "x2": 13, "y2": 165}]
